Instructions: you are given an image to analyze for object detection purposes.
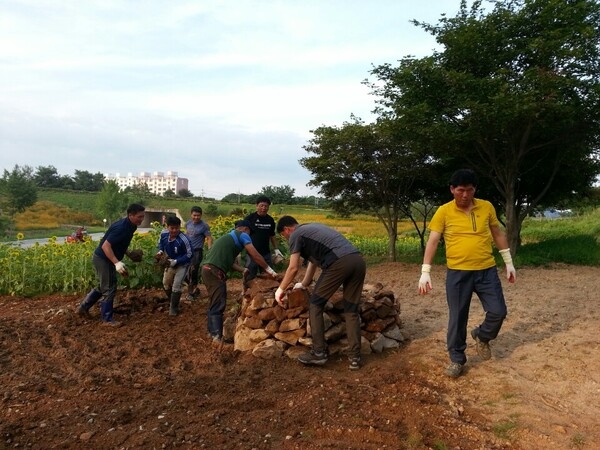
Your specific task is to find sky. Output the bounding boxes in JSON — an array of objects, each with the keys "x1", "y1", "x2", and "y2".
[{"x1": 0, "y1": 0, "x2": 462, "y2": 200}]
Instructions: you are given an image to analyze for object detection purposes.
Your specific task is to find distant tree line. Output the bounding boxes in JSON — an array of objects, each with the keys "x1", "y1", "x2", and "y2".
[{"x1": 0, "y1": 164, "x2": 329, "y2": 223}]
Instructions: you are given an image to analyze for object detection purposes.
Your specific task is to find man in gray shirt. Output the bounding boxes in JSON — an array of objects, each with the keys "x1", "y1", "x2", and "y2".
[{"x1": 275, "y1": 215, "x2": 366, "y2": 370}]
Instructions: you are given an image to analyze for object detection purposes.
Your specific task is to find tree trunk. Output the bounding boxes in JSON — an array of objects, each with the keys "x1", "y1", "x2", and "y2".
[
  {"x1": 504, "y1": 201, "x2": 522, "y2": 255},
  {"x1": 387, "y1": 228, "x2": 397, "y2": 262}
]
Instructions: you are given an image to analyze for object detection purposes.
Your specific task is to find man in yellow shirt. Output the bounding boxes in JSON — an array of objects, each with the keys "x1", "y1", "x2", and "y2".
[{"x1": 418, "y1": 169, "x2": 516, "y2": 378}]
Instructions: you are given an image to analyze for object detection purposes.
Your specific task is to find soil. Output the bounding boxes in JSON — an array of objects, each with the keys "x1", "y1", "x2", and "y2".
[{"x1": 1, "y1": 262, "x2": 598, "y2": 450}]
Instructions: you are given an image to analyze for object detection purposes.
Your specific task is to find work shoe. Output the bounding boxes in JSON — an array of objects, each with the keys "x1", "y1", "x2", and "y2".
[
  {"x1": 298, "y1": 350, "x2": 328, "y2": 366},
  {"x1": 445, "y1": 362, "x2": 464, "y2": 378},
  {"x1": 76, "y1": 305, "x2": 92, "y2": 319},
  {"x1": 471, "y1": 328, "x2": 492, "y2": 360},
  {"x1": 349, "y1": 357, "x2": 361, "y2": 371},
  {"x1": 102, "y1": 319, "x2": 123, "y2": 328}
]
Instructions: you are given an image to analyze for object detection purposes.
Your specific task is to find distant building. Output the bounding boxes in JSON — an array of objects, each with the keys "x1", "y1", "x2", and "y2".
[{"x1": 104, "y1": 171, "x2": 189, "y2": 196}]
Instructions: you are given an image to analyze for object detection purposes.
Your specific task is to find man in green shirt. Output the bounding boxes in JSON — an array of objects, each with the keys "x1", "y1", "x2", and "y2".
[{"x1": 201, "y1": 220, "x2": 277, "y2": 343}]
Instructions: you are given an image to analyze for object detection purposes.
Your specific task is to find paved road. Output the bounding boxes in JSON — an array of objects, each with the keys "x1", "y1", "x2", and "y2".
[{"x1": 4, "y1": 229, "x2": 153, "y2": 249}]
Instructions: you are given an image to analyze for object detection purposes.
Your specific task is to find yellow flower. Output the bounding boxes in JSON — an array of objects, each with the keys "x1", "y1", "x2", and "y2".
[{"x1": 16, "y1": 232, "x2": 24, "y2": 240}]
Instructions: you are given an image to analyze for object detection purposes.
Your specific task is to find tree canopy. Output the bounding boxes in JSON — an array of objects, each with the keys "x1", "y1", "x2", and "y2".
[
  {"x1": 371, "y1": 0, "x2": 600, "y2": 251},
  {"x1": 303, "y1": 0, "x2": 600, "y2": 256},
  {"x1": 0, "y1": 165, "x2": 38, "y2": 215}
]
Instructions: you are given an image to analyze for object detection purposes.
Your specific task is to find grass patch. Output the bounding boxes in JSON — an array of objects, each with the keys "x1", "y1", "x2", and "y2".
[
  {"x1": 571, "y1": 432, "x2": 586, "y2": 448},
  {"x1": 492, "y1": 416, "x2": 519, "y2": 440}
]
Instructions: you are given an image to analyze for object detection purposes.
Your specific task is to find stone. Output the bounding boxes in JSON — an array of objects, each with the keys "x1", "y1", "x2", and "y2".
[
  {"x1": 252, "y1": 339, "x2": 286, "y2": 359},
  {"x1": 243, "y1": 316, "x2": 263, "y2": 329},
  {"x1": 287, "y1": 289, "x2": 309, "y2": 309},
  {"x1": 382, "y1": 324, "x2": 405, "y2": 342},
  {"x1": 279, "y1": 318, "x2": 306, "y2": 332},
  {"x1": 274, "y1": 329, "x2": 306, "y2": 345}
]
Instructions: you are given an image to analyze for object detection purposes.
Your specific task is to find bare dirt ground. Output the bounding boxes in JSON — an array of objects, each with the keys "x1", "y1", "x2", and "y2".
[{"x1": 1, "y1": 262, "x2": 598, "y2": 449}]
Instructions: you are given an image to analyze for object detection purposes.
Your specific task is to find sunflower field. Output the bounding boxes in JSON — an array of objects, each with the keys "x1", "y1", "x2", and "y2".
[{"x1": 0, "y1": 214, "x2": 422, "y2": 296}]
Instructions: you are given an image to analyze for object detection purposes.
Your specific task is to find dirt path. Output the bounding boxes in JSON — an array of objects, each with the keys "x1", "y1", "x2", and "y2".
[{"x1": 0, "y1": 262, "x2": 598, "y2": 449}]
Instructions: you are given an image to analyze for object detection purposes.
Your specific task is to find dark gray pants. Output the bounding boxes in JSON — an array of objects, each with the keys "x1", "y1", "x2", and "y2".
[
  {"x1": 91, "y1": 253, "x2": 118, "y2": 322},
  {"x1": 201, "y1": 264, "x2": 227, "y2": 339},
  {"x1": 445, "y1": 267, "x2": 507, "y2": 364},
  {"x1": 309, "y1": 253, "x2": 366, "y2": 359}
]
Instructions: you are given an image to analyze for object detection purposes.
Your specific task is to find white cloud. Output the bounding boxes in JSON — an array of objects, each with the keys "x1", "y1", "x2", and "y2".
[{"x1": 0, "y1": 0, "x2": 459, "y2": 198}]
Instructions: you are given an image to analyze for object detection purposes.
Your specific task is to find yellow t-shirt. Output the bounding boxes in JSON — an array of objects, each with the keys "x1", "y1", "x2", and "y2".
[{"x1": 428, "y1": 198, "x2": 499, "y2": 270}]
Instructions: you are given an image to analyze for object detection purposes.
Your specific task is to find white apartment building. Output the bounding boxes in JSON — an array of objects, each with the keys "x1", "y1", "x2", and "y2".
[{"x1": 104, "y1": 171, "x2": 189, "y2": 196}]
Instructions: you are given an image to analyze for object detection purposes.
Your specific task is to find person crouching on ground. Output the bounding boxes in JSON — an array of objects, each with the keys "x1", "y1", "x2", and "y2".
[
  {"x1": 201, "y1": 220, "x2": 278, "y2": 344},
  {"x1": 274, "y1": 215, "x2": 366, "y2": 370},
  {"x1": 155, "y1": 216, "x2": 193, "y2": 316}
]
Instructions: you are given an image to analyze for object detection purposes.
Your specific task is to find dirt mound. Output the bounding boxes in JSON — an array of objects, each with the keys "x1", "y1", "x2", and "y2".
[{"x1": 1, "y1": 263, "x2": 598, "y2": 449}]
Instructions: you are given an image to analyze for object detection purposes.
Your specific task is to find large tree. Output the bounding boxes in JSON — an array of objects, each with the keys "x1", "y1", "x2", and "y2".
[
  {"x1": 0, "y1": 165, "x2": 38, "y2": 215},
  {"x1": 369, "y1": 0, "x2": 600, "y2": 251},
  {"x1": 301, "y1": 117, "x2": 439, "y2": 261}
]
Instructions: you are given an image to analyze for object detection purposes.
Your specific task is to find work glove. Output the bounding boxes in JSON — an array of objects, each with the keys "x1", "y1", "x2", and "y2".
[
  {"x1": 275, "y1": 287, "x2": 285, "y2": 305},
  {"x1": 418, "y1": 264, "x2": 432, "y2": 294},
  {"x1": 265, "y1": 266, "x2": 277, "y2": 278},
  {"x1": 272, "y1": 249, "x2": 284, "y2": 264},
  {"x1": 499, "y1": 249, "x2": 516, "y2": 283},
  {"x1": 154, "y1": 251, "x2": 164, "y2": 262},
  {"x1": 168, "y1": 259, "x2": 177, "y2": 268},
  {"x1": 115, "y1": 261, "x2": 128, "y2": 276},
  {"x1": 293, "y1": 282, "x2": 306, "y2": 290}
]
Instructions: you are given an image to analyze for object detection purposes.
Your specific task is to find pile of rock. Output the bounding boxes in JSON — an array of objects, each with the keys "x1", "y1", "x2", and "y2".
[{"x1": 224, "y1": 277, "x2": 405, "y2": 359}]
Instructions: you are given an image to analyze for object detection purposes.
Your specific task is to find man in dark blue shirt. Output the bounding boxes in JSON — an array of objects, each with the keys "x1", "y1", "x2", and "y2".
[{"x1": 77, "y1": 203, "x2": 146, "y2": 326}]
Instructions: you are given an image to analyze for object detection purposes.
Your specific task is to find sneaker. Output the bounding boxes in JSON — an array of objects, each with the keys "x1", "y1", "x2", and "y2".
[
  {"x1": 445, "y1": 362, "x2": 464, "y2": 378},
  {"x1": 102, "y1": 319, "x2": 123, "y2": 328},
  {"x1": 298, "y1": 350, "x2": 328, "y2": 366},
  {"x1": 471, "y1": 328, "x2": 492, "y2": 360},
  {"x1": 349, "y1": 357, "x2": 361, "y2": 370},
  {"x1": 76, "y1": 305, "x2": 91, "y2": 319}
]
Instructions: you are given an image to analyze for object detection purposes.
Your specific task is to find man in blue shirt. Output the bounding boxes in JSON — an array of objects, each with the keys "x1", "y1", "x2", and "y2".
[
  {"x1": 156, "y1": 216, "x2": 194, "y2": 316},
  {"x1": 77, "y1": 203, "x2": 146, "y2": 326}
]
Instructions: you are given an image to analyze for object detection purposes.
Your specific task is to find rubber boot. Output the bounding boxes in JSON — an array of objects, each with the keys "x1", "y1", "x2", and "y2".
[
  {"x1": 169, "y1": 292, "x2": 181, "y2": 316},
  {"x1": 208, "y1": 314, "x2": 223, "y2": 339},
  {"x1": 100, "y1": 299, "x2": 120, "y2": 326},
  {"x1": 78, "y1": 289, "x2": 102, "y2": 318}
]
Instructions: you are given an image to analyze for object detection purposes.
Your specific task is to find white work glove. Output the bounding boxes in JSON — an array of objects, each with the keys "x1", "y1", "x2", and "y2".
[
  {"x1": 154, "y1": 250, "x2": 163, "y2": 262},
  {"x1": 265, "y1": 266, "x2": 277, "y2": 277},
  {"x1": 275, "y1": 287, "x2": 285, "y2": 305},
  {"x1": 499, "y1": 249, "x2": 516, "y2": 283},
  {"x1": 293, "y1": 282, "x2": 306, "y2": 290},
  {"x1": 272, "y1": 248, "x2": 284, "y2": 264},
  {"x1": 168, "y1": 258, "x2": 177, "y2": 268},
  {"x1": 115, "y1": 261, "x2": 127, "y2": 275},
  {"x1": 418, "y1": 264, "x2": 432, "y2": 294}
]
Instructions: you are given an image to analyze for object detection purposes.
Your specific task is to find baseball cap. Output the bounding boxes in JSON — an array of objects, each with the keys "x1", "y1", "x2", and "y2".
[{"x1": 234, "y1": 219, "x2": 251, "y2": 228}]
